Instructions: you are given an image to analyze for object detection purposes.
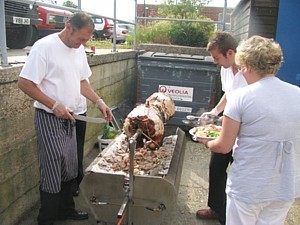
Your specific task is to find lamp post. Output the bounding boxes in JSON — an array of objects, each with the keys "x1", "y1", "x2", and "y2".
[
  {"x1": 143, "y1": 0, "x2": 146, "y2": 17},
  {"x1": 222, "y1": 0, "x2": 227, "y2": 31},
  {"x1": 78, "y1": 0, "x2": 81, "y2": 10}
]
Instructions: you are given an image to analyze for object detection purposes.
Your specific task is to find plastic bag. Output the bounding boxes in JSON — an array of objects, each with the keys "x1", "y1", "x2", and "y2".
[{"x1": 102, "y1": 124, "x2": 121, "y2": 139}]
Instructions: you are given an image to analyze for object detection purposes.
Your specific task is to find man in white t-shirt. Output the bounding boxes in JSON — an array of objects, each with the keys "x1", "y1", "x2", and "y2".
[
  {"x1": 18, "y1": 12, "x2": 112, "y2": 225},
  {"x1": 196, "y1": 32, "x2": 247, "y2": 225}
]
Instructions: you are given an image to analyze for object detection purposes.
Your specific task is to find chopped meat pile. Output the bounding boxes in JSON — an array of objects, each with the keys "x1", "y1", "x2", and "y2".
[
  {"x1": 96, "y1": 134, "x2": 177, "y2": 176},
  {"x1": 104, "y1": 145, "x2": 173, "y2": 174}
]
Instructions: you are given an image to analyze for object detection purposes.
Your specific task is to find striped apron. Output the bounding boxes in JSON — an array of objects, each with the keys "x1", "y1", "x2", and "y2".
[{"x1": 34, "y1": 109, "x2": 77, "y2": 193}]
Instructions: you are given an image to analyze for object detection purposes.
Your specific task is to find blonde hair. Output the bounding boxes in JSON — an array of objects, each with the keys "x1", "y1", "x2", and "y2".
[{"x1": 235, "y1": 36, "x2": 283, "y2": 76}]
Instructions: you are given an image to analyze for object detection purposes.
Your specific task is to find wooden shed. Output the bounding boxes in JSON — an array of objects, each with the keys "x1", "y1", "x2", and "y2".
[{"x1": 231, "y1": 0, "x2": 280, "y2": 41}]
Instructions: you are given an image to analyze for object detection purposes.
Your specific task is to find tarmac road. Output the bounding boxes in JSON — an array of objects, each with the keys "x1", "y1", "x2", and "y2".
[{"x1": 18, "y1": 133, "x2": 300, "y2": 225}]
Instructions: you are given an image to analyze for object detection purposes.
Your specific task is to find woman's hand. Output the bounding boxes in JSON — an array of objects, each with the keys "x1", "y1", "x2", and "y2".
[{"x1": 197, "y1": 137, "x2": 213, "y2": 148}]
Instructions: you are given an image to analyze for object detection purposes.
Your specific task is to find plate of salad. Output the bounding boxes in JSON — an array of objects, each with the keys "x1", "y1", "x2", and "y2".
[{"x1": 189, "y1": 124, "x2": 222, "y2": 140}]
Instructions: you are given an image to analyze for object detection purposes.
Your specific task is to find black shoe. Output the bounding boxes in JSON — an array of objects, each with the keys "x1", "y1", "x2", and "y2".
[
  {"x1": 65, "y1": 210, "x2": 88, "y2": 220},
  {"x1": 72, "y1": 189, "x2": 80, "y2": 197}
]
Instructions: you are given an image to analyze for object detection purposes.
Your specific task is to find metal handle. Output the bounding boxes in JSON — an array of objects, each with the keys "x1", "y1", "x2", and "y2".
[{"x1": 117, "y1": 196, "x2": 129, "y2": 218}]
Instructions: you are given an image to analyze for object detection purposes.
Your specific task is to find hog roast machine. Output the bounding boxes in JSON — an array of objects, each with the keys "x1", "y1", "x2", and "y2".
[{"x1": 81, "y1": 93, "x2": 186, "y2": 225}]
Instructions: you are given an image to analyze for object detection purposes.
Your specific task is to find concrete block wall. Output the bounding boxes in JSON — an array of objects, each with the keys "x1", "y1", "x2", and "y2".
[
  {"x1": 0, "y1": 66, "x2": 39, "y2": 225},
  {"x1": 139, "y1": 44, "x2": 210, "y2": 56},
  {"x1": 0, "y1": 50, "x2": 137, "y2": 225}
]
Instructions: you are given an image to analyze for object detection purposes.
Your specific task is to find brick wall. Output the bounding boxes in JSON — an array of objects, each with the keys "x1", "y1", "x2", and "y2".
[{"x1": 137, "y1": 4, "x2": 234, "y2": 22}]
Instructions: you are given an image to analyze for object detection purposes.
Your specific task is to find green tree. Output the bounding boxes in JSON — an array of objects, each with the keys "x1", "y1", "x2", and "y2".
[
  {"x1": 63, "y1": 0, "x2": 78, "y2": 9},
  {"x1": 169, "y1": 22, "x2": 214, "y2": 46},
  {"x1": 158, "y1": 0, "x2": 211, "y2": 19}
]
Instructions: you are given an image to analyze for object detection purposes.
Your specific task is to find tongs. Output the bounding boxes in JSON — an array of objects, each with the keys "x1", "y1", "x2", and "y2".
[
  {"x1": 183, "y1": 113, "x2": 220, "y2": 126},
  {"x1": 182, "y1": 118, "x2": 204, "y2": 126}
]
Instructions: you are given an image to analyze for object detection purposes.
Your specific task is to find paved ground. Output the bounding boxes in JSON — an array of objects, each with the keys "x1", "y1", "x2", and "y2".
[
  {"x1": 7, "y1": 47, "x2": 300, "y2": 225},
  {"x1": 18, "y1": 133, "x2": 300, "y2": 225}
]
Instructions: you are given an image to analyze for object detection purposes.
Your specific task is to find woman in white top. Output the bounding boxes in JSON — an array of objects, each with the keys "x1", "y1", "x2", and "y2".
[{"x1": 198, "y1": 36, "x2": 300, "y2": 225}]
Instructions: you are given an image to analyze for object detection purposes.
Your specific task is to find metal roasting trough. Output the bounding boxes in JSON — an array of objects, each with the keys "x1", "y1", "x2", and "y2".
[{"x1": 81, "y1": 127, "x2": 186, "y2": 225}]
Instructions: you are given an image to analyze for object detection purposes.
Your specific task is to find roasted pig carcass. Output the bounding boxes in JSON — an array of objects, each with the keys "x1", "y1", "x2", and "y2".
[
  {"x1": 146, "y1": 92, "x2": 175, "y2": 122},
  {"x1": 124, "y1": 92, "x2": 175, "y2": 149},
  {"x1": 123, "y1": 104, "x2": 164, "y2": 148}
]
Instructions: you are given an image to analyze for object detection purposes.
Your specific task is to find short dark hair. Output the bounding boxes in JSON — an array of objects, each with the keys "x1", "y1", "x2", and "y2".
[
  {"x1": 68, "y1": 12, "x2": 94, "y2": 31},
  {"x1": 207, "y1": 32, "x2": 238, "y2": 56}
]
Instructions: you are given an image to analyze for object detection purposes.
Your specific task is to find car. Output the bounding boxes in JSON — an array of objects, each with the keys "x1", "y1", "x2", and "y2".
[
  {"x1": 4, "y1": 0, "x2": 41, "y2": 49},
  {"x1": 91, "y1": 16, "x2": 113, "y2": 40},
  {"x1": 112, "y1": 23, "x2": 132, "y2": 44},
  {"x1": 30, "y1": 5, "x2": 73, "y2": 45},
  {"x1": 117, "y1": 23, "x2": 133, "y2": 32}
]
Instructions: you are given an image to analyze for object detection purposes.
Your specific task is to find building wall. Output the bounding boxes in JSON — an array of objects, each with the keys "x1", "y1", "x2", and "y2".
[
  {"x1": 0, "y1": 50, "x2": 137, "y2": 225},
  {"x1": 137, "y1": 4, "x2": 234, "y2": 22},
  {"x1": 201, "y1": 6, "x2": 234, "y2": 22}
]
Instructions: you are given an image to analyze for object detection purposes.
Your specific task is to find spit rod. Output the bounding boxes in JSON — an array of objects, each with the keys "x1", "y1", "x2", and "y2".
[{"x1": 127, "y1": 129, "x2": 142, "y2": 224}]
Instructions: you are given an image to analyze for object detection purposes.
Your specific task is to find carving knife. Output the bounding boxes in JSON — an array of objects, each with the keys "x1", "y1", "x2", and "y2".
[{"x1": 73, "y1": 114, "x2": 107, "y2": 124}]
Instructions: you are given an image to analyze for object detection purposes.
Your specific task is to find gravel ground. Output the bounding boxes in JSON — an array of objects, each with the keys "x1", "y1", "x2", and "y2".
[{"x1": 18, "y1": 136, "x2": 300, "y2": 225}]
